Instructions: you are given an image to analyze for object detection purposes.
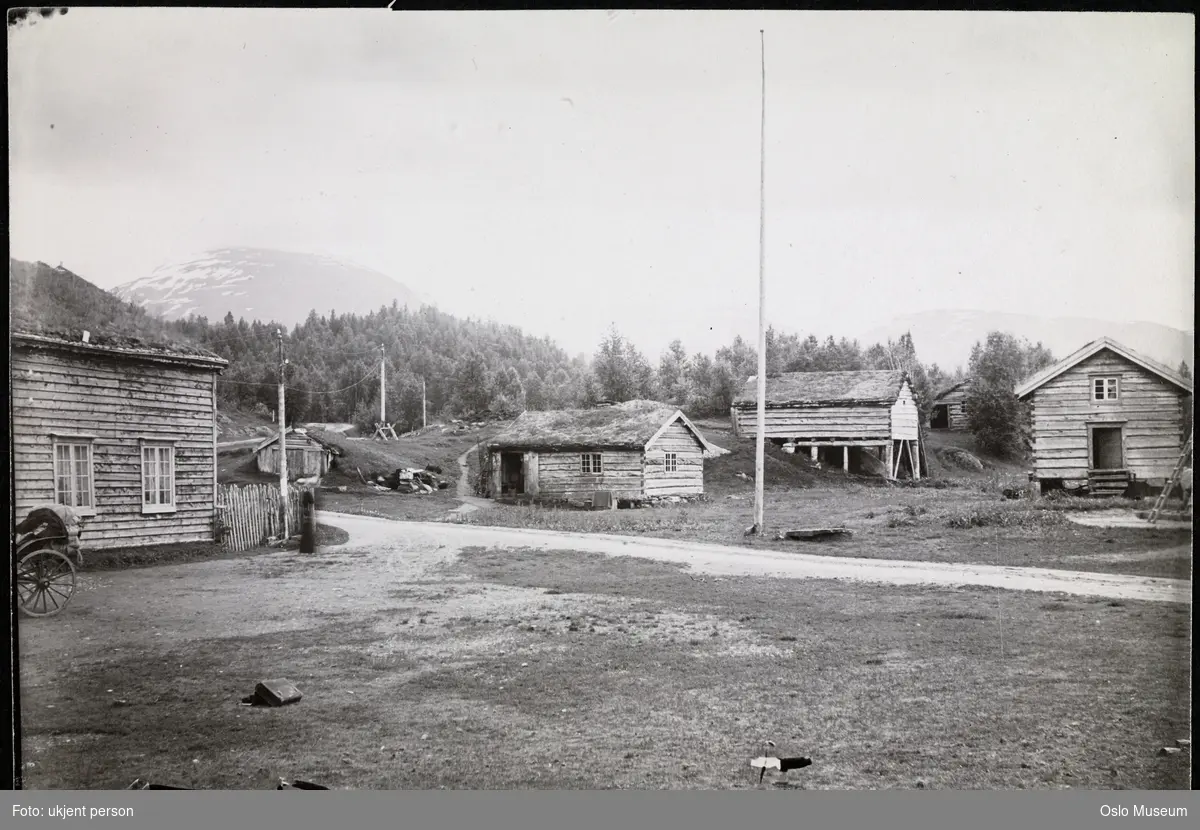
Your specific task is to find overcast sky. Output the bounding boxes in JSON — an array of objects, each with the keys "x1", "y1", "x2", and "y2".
[{"x1": 8, "y1": 9, "x2": 1195, "y2": 358}]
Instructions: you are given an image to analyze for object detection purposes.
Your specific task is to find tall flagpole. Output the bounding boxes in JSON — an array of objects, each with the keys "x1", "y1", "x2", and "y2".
[{"x1": 754, "y1": 29, "x2": 767, "y2": 535}]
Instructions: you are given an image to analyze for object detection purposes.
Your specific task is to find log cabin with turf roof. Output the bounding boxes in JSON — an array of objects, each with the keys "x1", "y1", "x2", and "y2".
[
  {"x1": 929, "y1": 378, "x2": 972, "y2": 432},
  {"x1": 729, "y1": 369, "x2": 921, "y2": 480},
  {"x1": 10, "y1": 329, "x2": 228, "y2": 549},
  {"x1": 253, "y1": 427, "x2": 339, "y2": 479},
  {"x1": 1015, "y1": 336, "x2": 1192, "y2": 496},
  {"x1": 482, "y1": 400, "x2": 717, "y2": 506}
]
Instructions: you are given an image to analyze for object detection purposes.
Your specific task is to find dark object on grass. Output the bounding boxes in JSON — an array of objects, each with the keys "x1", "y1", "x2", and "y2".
[
  {"x1": 751, "y1": 755, "x2": 813, "y2": 783},
  {"x1": 425, "y1": 464, "x2": 444, "y2": 475},
  {"x1": 278, "y1": 778, "x2": 329, "y2": 790},
  {"x1": 776, "y1": 528, "x2": 850, "y2": 541},
  {"x1": 1001, "y1": 487, "x2": 1024, "y2": 500},
  {"x1": 127, "y1": 778, "x2": 192, "y2": 790},
  {"x1": 241, "y1": 679, "x2": 302, "y2": 707},
  {"x1": 299, "y1": 490, "x2": 316, "y2": 554}
]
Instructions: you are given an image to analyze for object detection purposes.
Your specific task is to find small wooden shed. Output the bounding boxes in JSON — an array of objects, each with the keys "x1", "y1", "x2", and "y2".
[
  {"x1": 483, "y1": 400, "x2": 716, "y2": 504},
  {"x1": 253, "y1": 428, "x2": 334, "y2": 479},
  {"x1": 1015, "y1": 337, "x2": 1192, "y2": 495},
  {"x1": 730, "y1": 369, "x2": 921, "y2": 480},
  {"x1": 929, "y1": 379, "x2": 972, "y2": 431}
]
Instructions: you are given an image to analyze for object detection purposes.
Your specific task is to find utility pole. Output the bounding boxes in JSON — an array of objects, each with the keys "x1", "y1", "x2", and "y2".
[
  {"x1": 277, "y1": 329, "x2": 289, "y2": 539},
  {"x1": 753, "y1": 29, "x2": 768, "y2": 535},
  {"x1": 373, "y1": 345, "x2": 398, "y2": 440}
]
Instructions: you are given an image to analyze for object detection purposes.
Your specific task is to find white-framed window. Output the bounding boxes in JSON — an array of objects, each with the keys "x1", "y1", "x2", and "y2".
[
  {"x1": 580, "y1": 453, "x2": 603, "y2": 474},
  {"x1": 141, "y1": 441, "x2": 176, "y2": 514},
  {"x1": 52, "y1": 438, "x2": 95, "y2": 514},
  {"x1": 665, "y1": 452, "x2": 678, "y2": 473},
  {"x1": 1092, "y1": 377, "x2": 1120, "y2": 401}
]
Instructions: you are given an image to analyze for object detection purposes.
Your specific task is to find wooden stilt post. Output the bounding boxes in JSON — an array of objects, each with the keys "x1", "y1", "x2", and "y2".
[
  {"x1": 886, "y1": 442, "x2": 894, "y2": 480},
  {"x1": 843, "y1": 445, "x2": 849, "y2": 472},
  {"x1": 911, "y1": 439, "x2": 921, "y2": 481},
  {"x1": 811, "y1": 446, "x2": 819, "y2": 463}
]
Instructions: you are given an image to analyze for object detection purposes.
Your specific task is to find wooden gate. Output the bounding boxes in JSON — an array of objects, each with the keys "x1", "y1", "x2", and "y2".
[{"x1": 217, "y1": 483, "x2": 304, "y2": 552}]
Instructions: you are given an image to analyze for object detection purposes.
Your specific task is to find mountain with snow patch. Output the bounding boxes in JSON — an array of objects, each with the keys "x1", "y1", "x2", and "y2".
[{"x1": 114, "y1": 247, "x2": 428, "y2": 326}]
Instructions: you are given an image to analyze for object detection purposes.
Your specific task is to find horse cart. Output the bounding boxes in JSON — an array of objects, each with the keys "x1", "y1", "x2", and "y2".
[{"x1": 13, "y1": 504, "x2": 85, "y2": 617}]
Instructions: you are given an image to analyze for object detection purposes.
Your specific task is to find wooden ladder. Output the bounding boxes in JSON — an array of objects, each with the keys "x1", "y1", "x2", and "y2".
[{"x1": 1147, "y1": 432, "x2": 1192, "y2": 524}]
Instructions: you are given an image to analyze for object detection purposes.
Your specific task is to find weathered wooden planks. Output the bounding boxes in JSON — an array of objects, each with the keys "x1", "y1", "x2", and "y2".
[
  {"x1": 889, "y1": 383, "x2": 920, "y2": 440},
  {"x1": 487, "y1": 411, "x2": 711, "y2": 502},
  {"x1": 536, "y1": 448, "x2": 644, "y2": 500},
  {"x1": 644, "y1": 420, "x2": 705, "y2": 497},
  {"x1": 218, "y1": 483, "x2": 303, "y2": 552},
  {"x1": 731, "y1": 381, "x2": 919, "y2": 443},
  {"x1": 11, "y1": 344, "x2": 222, "y2": 550},
  {"x1": 1027, "y1": 349, "x2": 1189, "y2": 482}
]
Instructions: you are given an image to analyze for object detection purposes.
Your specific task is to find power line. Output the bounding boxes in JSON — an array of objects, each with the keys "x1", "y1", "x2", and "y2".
[{"x1": 216, "y1": 365, "x2": 379, "y2": 396}]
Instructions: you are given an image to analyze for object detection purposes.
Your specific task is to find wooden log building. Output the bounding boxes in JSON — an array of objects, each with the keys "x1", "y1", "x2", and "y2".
[
  {"x1": 1015, "y1": 337, "x2": 1192, "y2": 496},
  {"x1": 483, "y1": 400, "x2": 716, "y2": 504},
  {"x1": 253, "y1": 427, "x2": 337, "y2": 479},
  {"x1": 10, "y1": 330, "x2": 228, "y2": 549},
  {"x1": 929, "y1": 379, "x2": 972, "y2": 431},
  {"x1": 729, "y1": 369, "x2": 921, "y2": 480}
]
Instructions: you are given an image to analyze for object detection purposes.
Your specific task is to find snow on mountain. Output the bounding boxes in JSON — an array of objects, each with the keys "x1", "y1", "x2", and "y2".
[
  {"x1": 113, "y1": 247, "x2": 429, "y2": 326},
  {"x1": 855, "y1": 310, "x2": 1193, "y2": 375}
]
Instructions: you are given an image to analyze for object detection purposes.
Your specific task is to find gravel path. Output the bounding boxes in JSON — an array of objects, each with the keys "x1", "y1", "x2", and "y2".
[{"x1": 324, "y1": 512, "x2": 1191, "y2": 604}]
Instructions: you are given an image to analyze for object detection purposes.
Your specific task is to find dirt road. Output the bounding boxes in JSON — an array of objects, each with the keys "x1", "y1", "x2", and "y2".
[
  {"x1": 450, "y1": 445, "x2": 493, "y2": 516},
  {"x1": 322, "y1": 512, "x2": 1190, "y2": 604}
]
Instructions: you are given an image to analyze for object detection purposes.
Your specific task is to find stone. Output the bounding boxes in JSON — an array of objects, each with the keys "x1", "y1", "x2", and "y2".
[{"x1": 244, "y1": 678, "x2": 302, "y2": 707}]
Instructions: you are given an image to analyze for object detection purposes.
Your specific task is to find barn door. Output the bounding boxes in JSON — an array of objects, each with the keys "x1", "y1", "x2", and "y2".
[{"x1": 1090, "y1": 427, "x2": 1124, "y2": 471}]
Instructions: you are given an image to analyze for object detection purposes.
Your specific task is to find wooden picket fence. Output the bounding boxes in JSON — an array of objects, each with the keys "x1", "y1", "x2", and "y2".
[{"x1": 217, "y1": 483, "x2": 305, "y2": 553}]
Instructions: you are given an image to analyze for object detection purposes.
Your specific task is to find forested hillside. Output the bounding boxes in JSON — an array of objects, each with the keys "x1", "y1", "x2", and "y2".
[
  {"x1": 14, "y1": 257, "x2": 1061, "y2": 450},
  {"x1": 172, "y1": 305, "x2": 591, "y2": 429}
]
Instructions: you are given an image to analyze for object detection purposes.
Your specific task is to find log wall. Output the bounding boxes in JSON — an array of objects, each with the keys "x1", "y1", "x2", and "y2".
[
  {"x1": 644, "y1": 420, "x2": 705, "y2": 497},
  {"x1": 11, "y1": 346, "x2": 222, "y2": 549},
  {"x1": 730, "y1": 404, "x2": 892, "y2": 441},
  {"x1": 536, "y1": 450, "x2": 645, "y2": 501},
  {"x1": 1027, "y1": 350, "x2": 1189, "y2": 484},
  {"x1": 256, "y1": 443, "x2": 330, "y2": 477}
]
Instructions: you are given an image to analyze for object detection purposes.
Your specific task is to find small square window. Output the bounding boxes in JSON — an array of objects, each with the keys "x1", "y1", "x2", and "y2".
[
  {"x1": 581, "y1": 453, "x2": 602, "y2": 474},
  {"x1": 665, "y1": 452, "x2": 678, "y2": 473},
  {"x1": 1092, "y1": 377, "x2": 1120, "y2": 401}
]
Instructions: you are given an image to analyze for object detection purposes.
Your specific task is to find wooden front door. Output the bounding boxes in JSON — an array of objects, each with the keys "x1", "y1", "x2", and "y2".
[
  {"x1": 500, "y1": 452, "x2": 524, "y2": 495},
  {"x1": 1090, "y1": 426, "x2": 1124, "y2": 471}
]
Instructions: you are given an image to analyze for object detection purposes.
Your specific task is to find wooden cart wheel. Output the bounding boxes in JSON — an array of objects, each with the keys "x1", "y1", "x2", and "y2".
[{"x1": 15, "y1": 549, "x2": 77, "y2": 618}]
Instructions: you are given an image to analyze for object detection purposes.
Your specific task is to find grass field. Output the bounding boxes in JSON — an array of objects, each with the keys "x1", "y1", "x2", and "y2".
[
  {"x1": 444, "y1": 487, "x2": 1192, "y2": 580},
  {"x1": 307, "y1": 413, "x2": 1190, "y2": 581},
  {"x1": 28, "y1": 410, "x2": 1182, "y2": 791},
  {"x1": 17, "y1": 539, "x2": 1191, "y2": 790}
]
